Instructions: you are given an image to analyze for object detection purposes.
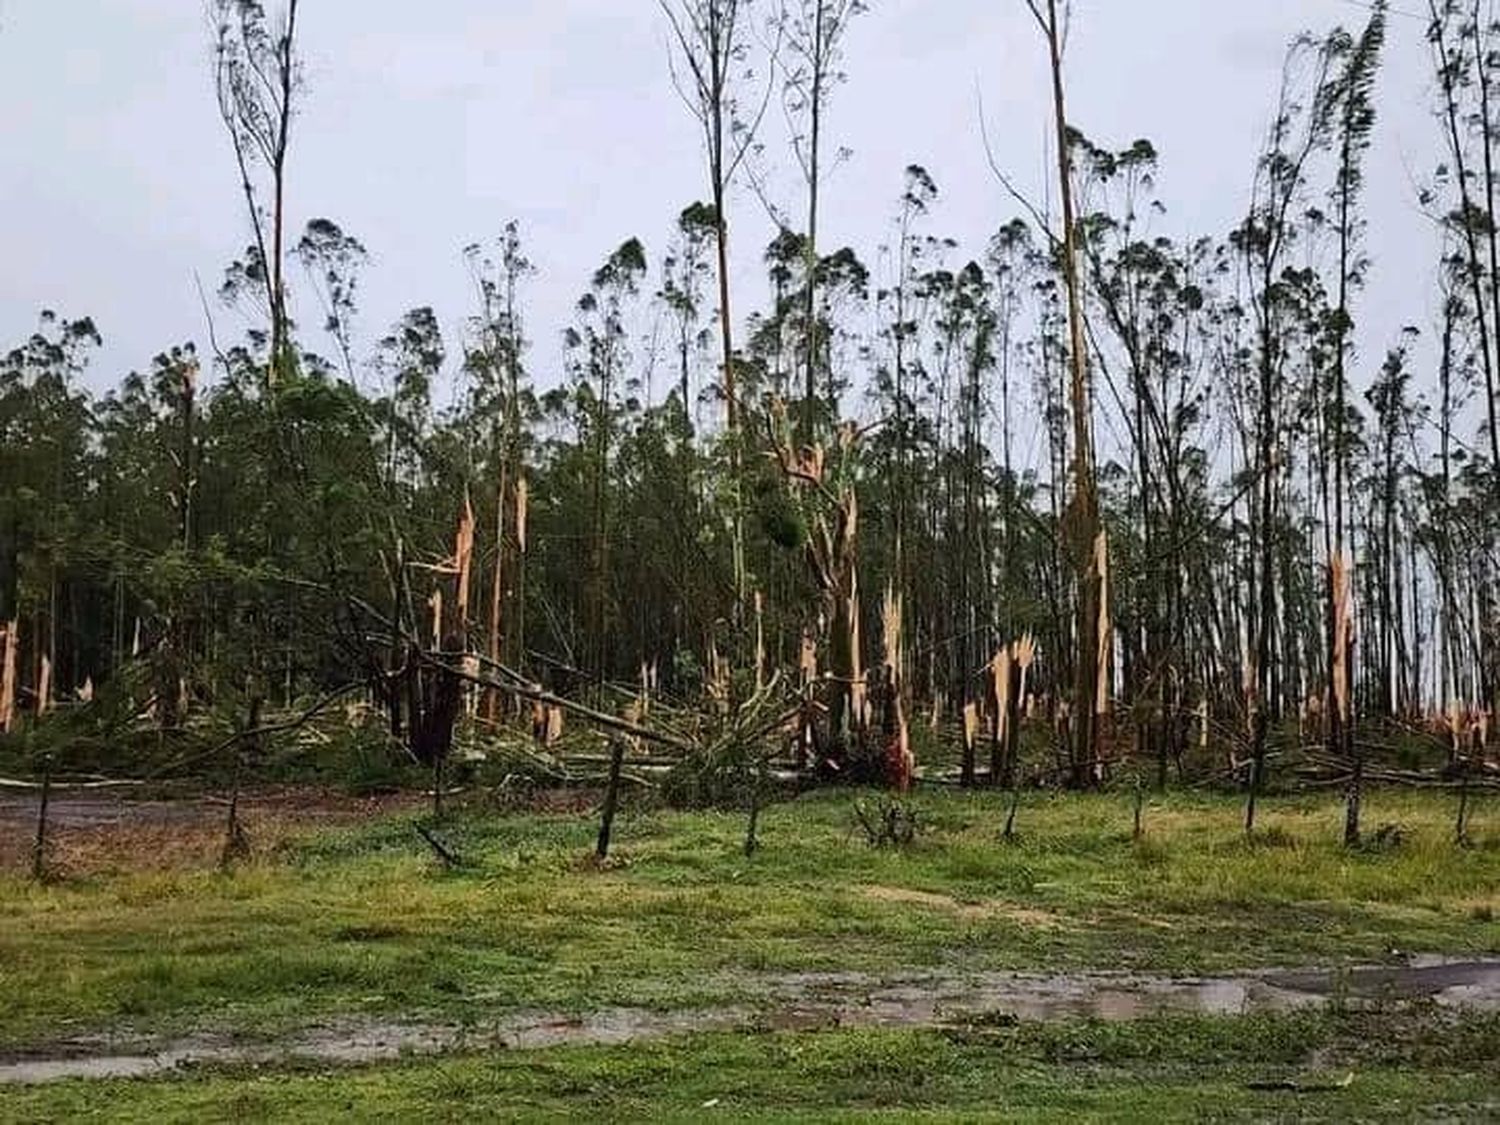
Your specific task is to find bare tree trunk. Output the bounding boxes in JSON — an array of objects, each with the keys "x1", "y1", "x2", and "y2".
[
  {"x1": 1034, "y1": 0, "x2": 1103, "y2": 785},
  {"x1": 31, "y1": 753, "x2": 52, "y2": 882},
  {"x1": 269, "y1": 0, "x2": 298, "y2": 382},
  {"x1": 801, "y1": 1, "x2": 827, "y2": 445},
  {"x1": 486, "y1": 466, "x2": 506, "y2": 722}
]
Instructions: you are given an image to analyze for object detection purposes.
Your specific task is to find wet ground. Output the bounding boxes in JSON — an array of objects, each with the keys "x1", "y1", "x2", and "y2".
[{"x1": 3, "y1": 958, "x2": 1497, "y2": 1085}]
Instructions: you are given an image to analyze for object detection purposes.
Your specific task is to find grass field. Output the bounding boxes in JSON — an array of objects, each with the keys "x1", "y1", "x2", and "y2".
[{"x1": 1, "y1": 785, "x2": 1497, "y2": 1119}]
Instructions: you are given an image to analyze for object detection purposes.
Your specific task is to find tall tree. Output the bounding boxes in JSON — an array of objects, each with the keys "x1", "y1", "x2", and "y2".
[
  {"x1": 1319, "y1": 1, "x2": 1387, "y2": 844},
  {"x1": 1024, "y1": 0, "x2": 1105, "y2": 785},
  {"x1": 778, "y1": 0, "x2": 868, "y2": 442},
  {"x1": 662, "y1": 0, "x2": 776, "y2": 609},
  {"x1": 213, "y1": 0, "x2": 302, "y2": 386}
]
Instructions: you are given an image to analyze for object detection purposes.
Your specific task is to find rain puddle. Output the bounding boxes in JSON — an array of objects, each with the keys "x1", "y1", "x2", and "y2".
[
  {"x1": 3, "y1": 959, "x2": 1497, "y2": 1086},
  {"x1": 752, "y1": 958, "x2": 1500, "y2": 1029}
]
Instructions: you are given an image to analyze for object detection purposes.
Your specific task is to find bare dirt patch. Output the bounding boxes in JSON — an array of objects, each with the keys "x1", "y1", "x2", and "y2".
[
  {"x1": 0, "y1": 787, "x2": 426, "y2": 876},
  {"x1": 860, "y1": 884, "x2": 1065, "y2": 927}
]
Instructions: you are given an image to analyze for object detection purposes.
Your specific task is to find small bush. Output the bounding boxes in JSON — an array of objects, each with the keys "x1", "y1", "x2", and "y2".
[{"x1": 853, "y1": 797, "x2": 919, "y2": 848}]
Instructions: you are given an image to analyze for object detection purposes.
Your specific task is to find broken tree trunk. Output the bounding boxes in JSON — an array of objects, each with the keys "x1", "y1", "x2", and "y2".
[
  {"x1": 1033, "y1": 0, "x2": 1106, "y2": 789},
  {"x1": 485, "y1": 468, "x2": 507, "y2": 722},
  {"x1": 962, "y1": 701, "x2": 979, "y2": 788},
  {"x1": 825, "y1": 486, "x2": 864, "y2": 762},
  {"x1": 1008, "y1": 635, "x2": 1036, "y2": 789},
  {"x1": 990, "y1": 647, "x2": 1011, "y2": 788},
  {"x1": 881, "y1": 585, "x2": 913, "y2": 792},
  {"x1": 1333, "y1": 553, "x2": 1360, "y2": 846},
  {"x1": 0, "y1": 619, "x2": 17, "y2": 733}
]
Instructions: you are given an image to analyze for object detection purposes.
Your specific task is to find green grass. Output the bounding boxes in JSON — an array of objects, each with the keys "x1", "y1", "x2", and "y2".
[
  {"x1": 1, "y1": 788, "x2": 1496, "y2": 1050},
  {"x1": 7, "y1": 1010, "x2": 1500, "y2": 1122}
]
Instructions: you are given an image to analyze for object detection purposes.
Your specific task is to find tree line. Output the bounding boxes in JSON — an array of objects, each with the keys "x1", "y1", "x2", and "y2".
[{"x1": 2, "y1": 0, "x2": 1497, "y2": 841}]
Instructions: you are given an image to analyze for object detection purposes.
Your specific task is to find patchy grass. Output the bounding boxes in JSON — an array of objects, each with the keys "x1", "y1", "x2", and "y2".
[
  {"x1": 0, "y1": 787, "x2": 1496, "y2": 1050},
  {"x1": 7, "y1": 1009, "x2": 1500, "y2": 1122}
]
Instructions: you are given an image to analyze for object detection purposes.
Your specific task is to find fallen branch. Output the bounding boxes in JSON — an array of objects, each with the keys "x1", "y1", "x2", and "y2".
[
  {"x1": 0, "y1": 777, "x2": 149, "y2": 791},
  {"x1": 415, "y1": 824, "x2": 463, "y2": 869},
  {"x1": 423, "y1": 649, "x2": 700, "y2": 753}
]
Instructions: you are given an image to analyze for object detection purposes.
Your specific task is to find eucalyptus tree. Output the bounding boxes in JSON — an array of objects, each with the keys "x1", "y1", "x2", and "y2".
[
  {"x1": 1315, "y1": 3, "x2": 1387, "y2": 847},
  {"x1": 958, "y1": 263, "x2": 999, "y2": 706},
  {"x1": 1231, "y1": 30, "x2": 1339, "y2": 833},
  {"x1": 1364, "y1": 335, "x2": 1420, "y2": 720},
  {"x1": 988, "y1": 217, "x2": 1033, "y2": 641},
  {"x1": 656, "y1": 202, "x2": 717, "y2": 429},
  {"x1": 295, "y1": 219, "x2": 368, "y2": 385},
  {"x1": 0, "y1": 313, "x2": 100, "y2": 710},
  {"x1": 776, "y1": 0, "x2": 868, "y2": 442},
  {"x1": 212, "y1": 0, "x2": 303, "y2": 386},
  {"x1": 756, "y1": 234, "x2": 870, "y2": 421},
  {"x1": 660, "y1": 0, "x2": 773, "y2": 435},
  {"x1": 871, "y1": 166, "x2": 939, "y2": 645},
  {"x1": 1320, "y1": 0, "x2": 1386, "y2": 562},
  {"x1": 811, "y1": 245, "x2": 872, "y2": 414},
  {"x1": 1075, "y1": 134, "x2": 1230, "y2": 784},
  {"x1": 1419, "y1": 254, "x2": 1479, "y2": 716},
  {"x1": 745, "y1": 226, "x2": 804, "y2": 402},
  {"x1": 565, "y1": 239, "x2": 649, "y2": 685},
  {"x1": 462, "y1": 224, "x2": 537, "y2": 696},
  {"x1": 1020, "y1": 0, "x2": 1105, "y2": 785},
  {"x1": 660, "y1": 0, "x2": 780, "y2": 617},
  {"x1": 1075, "y1": 135, "x2": 1161, "y2": 757},
  {"x1": 1428, "y1": 0, "x2": 1500, "y2": 493},
  {"x1": 1426, "y1": 0, "x2": 1500, "y2": 721}
]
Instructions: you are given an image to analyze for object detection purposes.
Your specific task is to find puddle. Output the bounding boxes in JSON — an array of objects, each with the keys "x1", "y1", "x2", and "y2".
[
  {"x1": 3, "y1": 959, "x2": 1496, "y2": 1086},
  {"x1": 755, "y1": 959, "x2": 1500, "y2": 1028},
  {"x1": 0, "y1": 1008, "x2": 752, "y2": 1085}
]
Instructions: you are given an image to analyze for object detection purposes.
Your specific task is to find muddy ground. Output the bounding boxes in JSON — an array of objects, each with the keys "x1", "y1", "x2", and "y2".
[
  {"x1": 0, "y1": 787, "x2": 427, "y2": 874},
  {"x1": 2, "y1": 960, "x2": 1497, "y2": 1085}
]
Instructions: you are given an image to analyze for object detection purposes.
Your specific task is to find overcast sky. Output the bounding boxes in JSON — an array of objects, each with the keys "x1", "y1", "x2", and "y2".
[{"x1": 0, "y1": 0, "x2": 1441, "y2": 434}]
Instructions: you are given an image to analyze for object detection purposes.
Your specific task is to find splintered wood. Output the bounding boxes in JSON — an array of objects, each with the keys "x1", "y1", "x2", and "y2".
[
  {"x1": 531, "y1": 700, "x2": 565, "y2": 746},
  {"x1": 992, "y1": 647, "x2": 1012, "y2": 746},
  {"x1": 881, "y1": 585, "x2": 903, "y2": 680},
  {"x1": 1095, "y1": 531, "x2": 1111, "y2": 716},
  {"x1": 515, "y1": 477, "x2": 529, "y2": 554},
  {"x1": 37, "y1": 655, "x2": 52, "y2": 717},
  {"x1": 799, "y1": 631, "x2": 817, "y2": 684},
  {"x1": 881, "y1": 584, "x2": 913, "y2": 792},
  {"x1": 0, "y1": 621, "x2": 16, "y2": 733},
  {"x1": 842, "y1": 489, "x2": 866, "y2": 731},
  {"x1": 754, "y1": 591, "x2": 766, "y2": 692},
  {"x1": 1332, "y1": 551, "x2": 1355, "y2": 724},
  {"x1": 1014, "y1": 633, "x2": 1036, "y2": 714},
  {"x1": 454, "y1": 492, "x2": 476, "y2": 627}
]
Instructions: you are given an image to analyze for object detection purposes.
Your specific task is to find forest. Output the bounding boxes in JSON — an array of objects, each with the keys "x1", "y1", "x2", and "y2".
[{"x1": 2, "y1": 1, "x2": 1499, "y2": 1119}]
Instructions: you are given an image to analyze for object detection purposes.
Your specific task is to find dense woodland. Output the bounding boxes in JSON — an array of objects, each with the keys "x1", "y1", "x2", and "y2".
[{"x1": 3, "y1": 0, "x2": 1499, "y2": 841}]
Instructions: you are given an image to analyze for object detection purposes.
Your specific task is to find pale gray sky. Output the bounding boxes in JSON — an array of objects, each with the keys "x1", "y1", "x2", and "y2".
[{"x1": 0, "y1": 0, "x2": 1440, "y2": 444}]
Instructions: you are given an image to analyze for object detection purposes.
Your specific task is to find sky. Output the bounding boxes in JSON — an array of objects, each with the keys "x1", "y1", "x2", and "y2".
[{"x1": 0, "y1": 0, "x2": 1443, "y2": 439}]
